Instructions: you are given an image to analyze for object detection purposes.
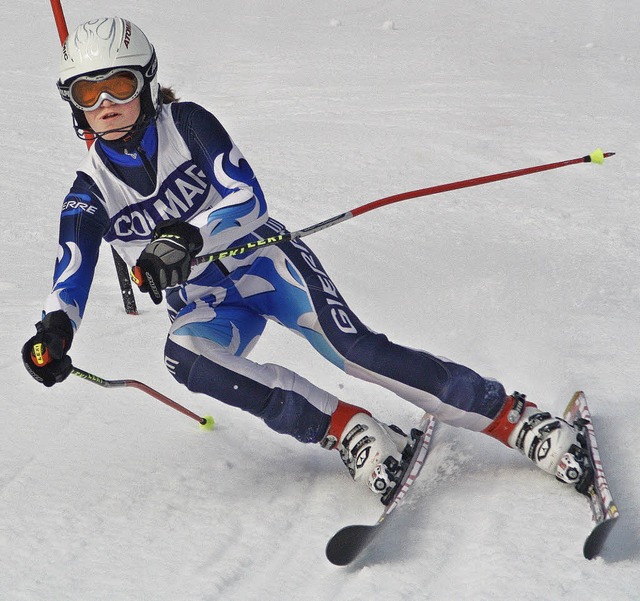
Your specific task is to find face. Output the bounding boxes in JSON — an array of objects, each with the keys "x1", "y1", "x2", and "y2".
[{"x1": 84, "y1": 97, "x2": 142, "y2": 141}]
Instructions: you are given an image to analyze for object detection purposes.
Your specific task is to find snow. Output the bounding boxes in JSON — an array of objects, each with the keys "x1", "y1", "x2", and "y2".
[{"x1": 1, "y1": 1, "x2": 639, "y2": 599}]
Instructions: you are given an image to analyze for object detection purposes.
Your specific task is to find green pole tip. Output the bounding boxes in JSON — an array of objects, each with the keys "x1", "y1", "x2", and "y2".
[
  {"x1": 199, "y1": 415, "x2": 215, "y2": 431},
  {"x1": 589, "y1": 148, "x2": 605, "y2": 164}
]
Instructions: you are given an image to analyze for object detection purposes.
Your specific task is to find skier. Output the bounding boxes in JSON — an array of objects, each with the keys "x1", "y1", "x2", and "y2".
[{"x1": 22, "y1": 17, "x2": 590, "y2": 497}]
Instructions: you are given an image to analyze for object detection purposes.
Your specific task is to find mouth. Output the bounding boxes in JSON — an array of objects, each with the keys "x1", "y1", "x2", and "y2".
[
  {"x1": 101, "y1": 111, "x2": 121, "y2": 121},
  {"x1": 85, "y1": 100, "x2": 141, "y2": 139}
]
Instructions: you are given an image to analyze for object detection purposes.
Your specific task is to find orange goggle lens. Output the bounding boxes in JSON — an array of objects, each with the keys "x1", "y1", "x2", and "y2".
[{"x1": 70, "y1": 70, "x2": 141, "y2": 110}]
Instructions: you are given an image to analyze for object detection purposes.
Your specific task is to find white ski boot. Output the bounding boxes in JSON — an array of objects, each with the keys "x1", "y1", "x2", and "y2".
[
  {"x1": 322, "y1": 401, "x2": 411, "y2": 495},
  {"x1": 484, "y1": 392, "x2": 591, "y2": 487}
]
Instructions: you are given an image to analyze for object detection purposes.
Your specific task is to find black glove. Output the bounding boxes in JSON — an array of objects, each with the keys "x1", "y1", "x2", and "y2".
[
  {"x1": 22, "y1": 310, "x2": 74, "y2": 387},
  {"x1": 133, "y1": 219, "x2": 203, "y2": 305}
]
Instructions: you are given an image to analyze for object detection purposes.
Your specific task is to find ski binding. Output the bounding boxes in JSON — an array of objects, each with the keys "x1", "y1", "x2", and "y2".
[
  {"x1": 326, "y1": 412, "x2": 436, "y2": 566},
  {"x1": 563, "y1": 391, "x2": 619, "y2": 559}
]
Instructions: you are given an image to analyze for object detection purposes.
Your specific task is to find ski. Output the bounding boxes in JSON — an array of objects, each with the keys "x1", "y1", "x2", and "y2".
[
  {"x1": 563, "y1": 391, "x2": 619, "y2": 559},
  {"x1": 325, "y1": 413, "x2": 436, "y2": 566}
]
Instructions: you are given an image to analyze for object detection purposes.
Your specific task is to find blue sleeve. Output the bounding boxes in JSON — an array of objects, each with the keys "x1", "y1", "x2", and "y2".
[
  {"x1": 170, "y1": 102, "x2": 268, "y2": 248},
  {"x1": 42, "y1": 172, "x2": 110, "y2": 330}
]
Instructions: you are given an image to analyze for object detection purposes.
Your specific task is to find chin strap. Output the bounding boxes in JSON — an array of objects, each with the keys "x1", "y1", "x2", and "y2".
[
  {"x1": 72, "y1": 113, "x2": 153, "y2": 142},
  {"x1": 72, "y1": 97, "x2": 162, "y2": 141}
]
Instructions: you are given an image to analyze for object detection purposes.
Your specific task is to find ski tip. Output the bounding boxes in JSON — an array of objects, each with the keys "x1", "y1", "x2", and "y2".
[
  {"x1": 325, "y1": 549, "x2": 353, "y2": 567},
  {"x1": 326, "y1": 524, "x2": 377, "y2": 566},
  {"x1": 583, "y1": 515, "x2": 619, "y2": 560}
]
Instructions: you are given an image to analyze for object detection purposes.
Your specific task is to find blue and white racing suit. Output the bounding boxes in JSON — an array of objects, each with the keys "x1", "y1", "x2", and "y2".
[{"x1": 44, "y1": 101, "x2": 507, "y2": 443}]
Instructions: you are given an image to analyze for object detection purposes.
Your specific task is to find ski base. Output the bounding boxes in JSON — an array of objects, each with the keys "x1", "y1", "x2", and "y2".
[
  {"x1": 563, "y1": 391, "x2": 619, "y2": 559},
  {"x1": 326, "y1": 413, "x2": 436, "y2": 566}
]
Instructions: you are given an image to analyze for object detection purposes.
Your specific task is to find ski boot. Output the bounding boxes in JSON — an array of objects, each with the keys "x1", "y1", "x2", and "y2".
[
  {"x1": 322, "y1": 401, "x2": 411, "y2": 497},
  {"x1": 484, "y1": 392, "x2": 593, "y2": 490}
]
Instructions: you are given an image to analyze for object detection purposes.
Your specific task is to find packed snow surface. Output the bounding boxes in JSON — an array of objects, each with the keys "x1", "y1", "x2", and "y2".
[{"x1": 1, "y1": 1, "x2": 639, "y2": 599}]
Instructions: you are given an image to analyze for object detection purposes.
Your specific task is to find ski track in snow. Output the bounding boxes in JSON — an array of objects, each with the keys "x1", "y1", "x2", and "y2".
[{"x1": 2, "y1": 1, "x2": 640, "y2": 599}]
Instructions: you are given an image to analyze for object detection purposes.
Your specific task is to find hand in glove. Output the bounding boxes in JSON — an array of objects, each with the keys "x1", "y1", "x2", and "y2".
[
  {"x1": 132, "y1": 219, "x2": 203, "y2": 305},
  {"x1": 22, "y1": 310, "x2": 74, "y2": 387}
]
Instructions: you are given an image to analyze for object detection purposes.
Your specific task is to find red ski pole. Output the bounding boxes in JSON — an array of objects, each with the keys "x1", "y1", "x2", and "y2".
[
  {"x1": 50, "y1": 0, "x2": 69, "y2": 44},
  {"x1": 191, "y1": 149, "x2": 615, "y2": 265},
  {"x1": 50, "y1": 0, "x2": 88, "y2": 146},
  {"x1": 72, "y1": 366, "x2": 214, "y2": 430},
  {"x1": 350, "y1": 149, "x2": 614, "y2": 218}
]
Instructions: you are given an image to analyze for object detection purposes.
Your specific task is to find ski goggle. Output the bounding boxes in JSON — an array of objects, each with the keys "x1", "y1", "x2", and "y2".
[{"x1": 68, "y1": 69, "x2": 144, "y2": 112}]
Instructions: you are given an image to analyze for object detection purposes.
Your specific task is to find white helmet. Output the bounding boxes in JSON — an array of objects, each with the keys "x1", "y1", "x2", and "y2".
[{"x1": 57, "y1": 17, "x2": 159, "y2": 136}]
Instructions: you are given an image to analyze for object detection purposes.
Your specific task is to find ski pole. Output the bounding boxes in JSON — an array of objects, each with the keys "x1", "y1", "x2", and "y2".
[
  {"x1": 192, "y1": 148, "x2": 614, "y2": 266},
  {"x1": 72, "y1": 366, "x2": 214, "y2": 430},
  {"x1": 49, "y1": 0, "x2": 69, "y2": 43}
]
